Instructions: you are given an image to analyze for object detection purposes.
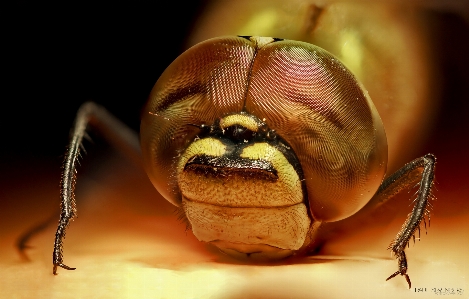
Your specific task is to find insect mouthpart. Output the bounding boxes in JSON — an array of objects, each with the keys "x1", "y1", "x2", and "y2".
[
  {"x1": 184, "y1": 155, "x2": 279, "y2": 182},
  {"x1": 177, "y1": 113, "x2": 311, "y2": 261}
]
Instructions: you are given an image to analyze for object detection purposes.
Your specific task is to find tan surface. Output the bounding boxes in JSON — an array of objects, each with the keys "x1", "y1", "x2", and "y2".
[{"x1": 1, "y1": 133, "x2": 468, "y2": 299}]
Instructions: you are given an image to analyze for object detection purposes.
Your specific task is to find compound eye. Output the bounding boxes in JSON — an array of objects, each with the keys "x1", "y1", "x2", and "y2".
[{"x1": 224, "y1": 124, "x2": 255, "y2": 142}]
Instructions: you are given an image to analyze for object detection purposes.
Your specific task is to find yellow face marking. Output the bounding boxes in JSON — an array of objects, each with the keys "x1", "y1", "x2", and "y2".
[
  {"x1": 178, "y1": 138, "x2": 309, "y2": 256},
  {"x1": 241, "y1": 143, "x2": 303, "y2": 204},
  {"x1": 219, "y1": 114, "x2": 259, "y2": 132},
  {"x1": 177, "y1": 138, "x2": 226, "y2": 174},
  {"x1": 179, "y1": 141, "x2": 304, "y2": 207}
]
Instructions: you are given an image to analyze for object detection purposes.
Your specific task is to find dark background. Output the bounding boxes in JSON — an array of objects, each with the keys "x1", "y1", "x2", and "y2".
[
  {"x1": 3, "y1": 2, "x2": 207, "y2": 163},
  {"x1": 2, "y1": 1, "x2": 469, "y2": 181}
]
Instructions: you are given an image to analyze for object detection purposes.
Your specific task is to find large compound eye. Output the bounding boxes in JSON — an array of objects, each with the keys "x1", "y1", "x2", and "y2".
[
  {"x1": 141, "y1": 36, "x2": 387, "y2": 222},
  {"x1": 188, "y1": 1, "x2": 438, "y2": 174},
  {"x1": 141, "y1": 37, "x2": 255, "y2": 206}
]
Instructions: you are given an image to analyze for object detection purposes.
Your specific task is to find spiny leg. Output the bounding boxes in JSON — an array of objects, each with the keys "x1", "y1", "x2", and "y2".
[
  {"x1": 373, "y1": 154, "x2": 436, "y2": 288},
  {"x1": 53, "y1": 102, "x2": 141, "y2": 275}
]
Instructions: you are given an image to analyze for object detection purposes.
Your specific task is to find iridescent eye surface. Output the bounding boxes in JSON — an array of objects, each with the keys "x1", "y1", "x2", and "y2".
[{"x1": 141, "y1": 36, "x2": 387, "y2": 224}]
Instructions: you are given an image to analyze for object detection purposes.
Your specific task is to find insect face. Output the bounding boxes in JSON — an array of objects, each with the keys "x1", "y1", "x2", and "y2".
[
  {"x1": 47, "y1": 35, "x2": 436, "y2": 288},
  {"x1": 178, "y1": 112, "x2": 311, "y2": 260},
  {"x1": 141, "y1": 36, "x2": 388, "y2": 260}
]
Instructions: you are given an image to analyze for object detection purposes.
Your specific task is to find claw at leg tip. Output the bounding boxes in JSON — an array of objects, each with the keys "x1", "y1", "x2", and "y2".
[
  {"x1": 405, "y1": 274, "x2": 411, "y2": 289},
  {"x1": 386, "y1": 271, "x2": 411, "y2": 289}
]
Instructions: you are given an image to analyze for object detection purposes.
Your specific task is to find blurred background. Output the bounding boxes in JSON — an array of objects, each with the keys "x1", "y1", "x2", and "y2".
[
  {"x1": 2, "y1": 0, "x2": 468, "y2": 164},
  {"x1": 2, "y1": 0, "x2": 469, "y2": 220},
  {"x1": 0, "y1": 1, "x2": 469, "y2": 171},
  {"x1": 1, "y1": 1, "x2": 468, "y2": 297}
]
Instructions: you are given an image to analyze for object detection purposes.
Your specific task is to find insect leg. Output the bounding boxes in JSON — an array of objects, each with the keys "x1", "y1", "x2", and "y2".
[
  {"x1": 53, "y1": 101, "x2": 141, "y2": 275},
  {"x1": 374, "y1": 154, "x2": 436, "y2": 288}
]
